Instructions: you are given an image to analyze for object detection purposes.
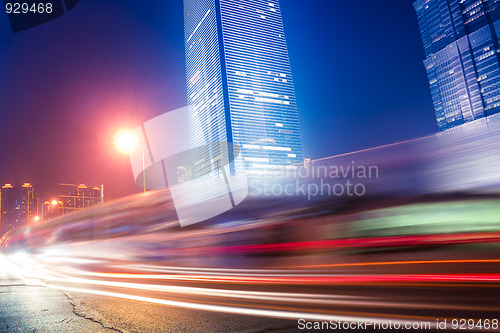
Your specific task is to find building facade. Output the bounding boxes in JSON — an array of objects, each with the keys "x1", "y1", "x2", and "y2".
[
  {"x1": 184, "y1": 0, "x2": 303, "y2": 176},
  {"x1": 414, "y1": 0, "x2": 500, "y2": 131},
  {"x1": 0, "y1": 183, "x2": 37, "y2": 237},
  {"x1": 42, "y1": 199, "x2": 65, "y2": 221},
  {"x1": 42, "y1": 184, "x2": 103, "y2": 221}
]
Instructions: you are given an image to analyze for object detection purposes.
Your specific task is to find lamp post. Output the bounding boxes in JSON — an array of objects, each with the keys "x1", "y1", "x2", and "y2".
[
  {"x1": 114, "y1": 130, "x2": 146, "y2": 194},
  {"x1": 136, "y1": 144, "x2": 146, "y2": 194}
]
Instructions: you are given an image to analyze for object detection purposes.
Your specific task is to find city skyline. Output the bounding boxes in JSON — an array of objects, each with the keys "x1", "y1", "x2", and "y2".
[
  {"x1": 0, "y1": 0, "x2": 435, "y2": 200},
  {"x1": 0, "y1": 181, "x2": 104, "y2": 236},
  {"x1": 2, "y1": 2, "x2": 500, "y2": 330}
]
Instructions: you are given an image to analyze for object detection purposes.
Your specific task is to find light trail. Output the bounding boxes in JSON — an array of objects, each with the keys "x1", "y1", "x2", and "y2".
[
  {"x1": 3, "y1": 253, "x2": 500, "y2": 317},
  {"x1": 3, "y1": 245, "x2": 500, "y2": 333},
  {"x1": 0, "y1": 253, "x2": 471, "y2": 330},
  {"x1": 65, "y1": 270, "x2": 500, "y2": 284},
  {"x1": 295, "y1": 259, "x2": 500, "y2": 268}
]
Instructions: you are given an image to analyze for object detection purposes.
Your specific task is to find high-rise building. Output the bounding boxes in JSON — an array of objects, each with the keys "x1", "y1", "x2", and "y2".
[
  {"x1": 414, "y1": 0, "x2": 500, "y2": 131},
  {"x1": 42, "y1": 200, "x2": 65, "y2": 220},
  {"x1": 42, "y1": 183, "x2": 103, "y2": 221},
  {"x1": 58, "y1": 183, "x2": 103, "y2": 214},
  {"x1": 0, "y1": 183, "x2": 37, "y2": 237},
  {"x1": 184, "y1": 0, "x2": 303, "y2": 176}
]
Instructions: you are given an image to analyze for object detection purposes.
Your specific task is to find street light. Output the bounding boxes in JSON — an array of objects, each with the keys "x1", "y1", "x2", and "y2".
[{"x1": 114, "y1": 129, "x2": 146, "y2": 193}]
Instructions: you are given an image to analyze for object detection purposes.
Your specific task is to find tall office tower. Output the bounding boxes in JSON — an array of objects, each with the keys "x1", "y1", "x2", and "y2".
[
  {"x1": 184, "y1": 0, "x2": 303, "y2": 176},
  {"x1": 414, "y1": 0, "x2": 500, "y2": 131},
  {"x1": 0, "y1": 183, "x2": 36, "y2": 237}
]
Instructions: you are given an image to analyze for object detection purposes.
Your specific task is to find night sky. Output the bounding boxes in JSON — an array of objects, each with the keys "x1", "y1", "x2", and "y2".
[{"x1": 0, "y1": 0, "x2": 436, "y2": 201}]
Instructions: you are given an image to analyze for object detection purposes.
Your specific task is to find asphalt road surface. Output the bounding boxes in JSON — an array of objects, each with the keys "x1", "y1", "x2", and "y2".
[
  {"x1": 0, "y1": 262, "x2": 298, "y2": 333},
  {"x1": 1, "y1": 251, "x2": 499, "y2": 333}
]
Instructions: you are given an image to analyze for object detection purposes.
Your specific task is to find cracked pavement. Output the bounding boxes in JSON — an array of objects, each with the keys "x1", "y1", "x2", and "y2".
[
  {"x1": 0, "y1": 271, "x2": 117, "y2": 333},
  {"x1": 0, "y1": 270, "x2": 298, "y2": 333}
]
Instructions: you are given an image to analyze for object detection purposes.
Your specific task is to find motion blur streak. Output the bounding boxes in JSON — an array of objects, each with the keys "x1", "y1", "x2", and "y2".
[
  {"x1": 4, "y1": 252, "x2": 496, "y2": 330},
  {"x1": 1, "y1": 254, "x2": 437, "y2": 327},
  {"x1": 297, "y1": 259, "x2": 500, "y2": 268},
  {"x1": 1, "y1": 130, "x2": 500, "y2": 326}
]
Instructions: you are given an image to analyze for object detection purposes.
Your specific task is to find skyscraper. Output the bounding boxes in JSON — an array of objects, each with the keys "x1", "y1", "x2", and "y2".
[
  {"x1": 184, "y1": 0, "x2": 303, "y2": 176},
  {"x1": 0, "y1": 183, "x2": 37, "y2": 237},
  {"x1": 414, "y1": 0, "x2": 500, "y2": 131}
]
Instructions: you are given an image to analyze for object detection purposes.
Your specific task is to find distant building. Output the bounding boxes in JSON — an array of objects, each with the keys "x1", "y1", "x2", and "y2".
[
  {"x1": 42, "y1": 199, "x2": 65, "y2": 221},
  {"x1": 57, "y1": 183, "x2": 103, "y2": 215},
  {"x1": 0, "y1": 183, "x2": 37, "y2": 237},
  {"x1": 184, "y1": 0, "x2": 304, "y2": 176},
  {"x1": 414, "y1": 0, "x2": 500, "y2": 131}
]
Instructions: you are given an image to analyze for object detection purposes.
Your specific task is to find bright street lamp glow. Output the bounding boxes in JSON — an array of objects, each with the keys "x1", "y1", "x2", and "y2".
[
  {"x1": 114, "y1": 130, "x2": 138, "y2": 154},
  {"x1": 114, "y1": 129, "x2": 147, "y2": 193}
]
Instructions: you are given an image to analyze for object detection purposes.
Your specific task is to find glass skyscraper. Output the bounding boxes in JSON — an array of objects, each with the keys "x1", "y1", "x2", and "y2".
[
  {"x1": 414, "y1": 0, "x2": 500, "y2": 131},
  {"x1": 184, "y1": 0, "x2": 303, "y2": 176}
]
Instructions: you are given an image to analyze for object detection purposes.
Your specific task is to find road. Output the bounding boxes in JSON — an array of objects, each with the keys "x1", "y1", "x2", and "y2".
[
  {"x1": 0, "y1": 270, "x2": 115, "y2": 332},
  {"x1": 0, "y1": 270, "x2": 298, "y2": 333},
  {"x1": 1, "y1": 250, "x2": 499, "y2": 332},
  {"x1": 0, "y1": 254, "x2": 298, "y2": 332}
]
